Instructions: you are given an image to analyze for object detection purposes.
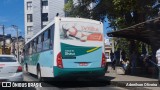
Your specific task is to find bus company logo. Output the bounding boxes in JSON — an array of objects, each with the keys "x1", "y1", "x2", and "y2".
[{"x1": 2, "y1": 82, "x2": 11, "y2": 87}]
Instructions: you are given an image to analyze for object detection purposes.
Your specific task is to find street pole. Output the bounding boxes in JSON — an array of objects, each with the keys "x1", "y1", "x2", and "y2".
[
  {"x1": 12, "y1": 25, "x2": 19, "y2": 62},
  {"x1": 2, "y1": 25, "x2": 5, "y2": 54}
]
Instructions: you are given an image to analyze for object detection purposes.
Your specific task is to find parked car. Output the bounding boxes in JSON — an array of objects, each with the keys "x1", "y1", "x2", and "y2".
[{"x1": 0, "y1": 55, "x2": 23, "y2": 81}]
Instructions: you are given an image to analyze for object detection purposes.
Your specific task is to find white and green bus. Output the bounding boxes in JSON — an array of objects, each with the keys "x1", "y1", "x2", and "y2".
[{"x1": 24, "y1": 17, "x2": 107, "y2": 80}]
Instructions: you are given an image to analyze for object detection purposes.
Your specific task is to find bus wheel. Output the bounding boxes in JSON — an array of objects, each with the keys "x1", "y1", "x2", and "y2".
[{"x1": 37, "y1": 66, "x2": 43, "y2": 81}]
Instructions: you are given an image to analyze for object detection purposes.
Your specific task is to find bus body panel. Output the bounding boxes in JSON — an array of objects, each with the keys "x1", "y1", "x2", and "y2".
[
  {"x1": 60, "y1": 43, "x2": 102, "y2": 68},
  {"x1": 53, "y1": 17, "x2": 106, "y2": 77},
  {"x1": 24, "y1": 50, "x2": 54, "y2": 77},
  {"x1": 53, "y1": 66, "x2": 106, "y2": 77},
  {"x1": 24, "y1": 17, "x2": 106, "y2": 78}
]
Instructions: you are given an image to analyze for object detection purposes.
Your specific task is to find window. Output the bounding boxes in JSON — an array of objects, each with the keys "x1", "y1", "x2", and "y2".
[
  {"x1": 42, "y1": 13, "x2": 48, "y2": 22},
  {"x1": 41, "y1": 33, "x2": 44, "y2": 42},
  {"x1": 37, "y1": 35, "x2": 42, "y2": 52},
  {"x1": 27, "y1": 26, "x2": 33, "y2": 34},
  {"x1": 50, "y1": 25, "x2": 54, "y2": 49},
  {"x1": 32, "y1": 39, "x2": 37, "y2": 53},
  {"x1": 27, "y1": 2, "x2": 32, "y2": 10},
  {"x1": 44, "y1": 30, "x2": 48, "y2": 41},
  {"x1": 42, "y1": 0, "x2": 48, "y2": 6},
  {"x1": 29, "y1": 43, "x2": 32, "y2": 55},
  {"x1": 26, "y1": 44, "x2": 30, "y2": 55},
  {"x1": 27, "y1": 14, "x2": 33, "y2": 22},
  {"x1": 42, "y1": 30, "x2": 50, "y2": 50},
  {"x1": 42, "y1": 0, "x2": 48, "y2": 9}
]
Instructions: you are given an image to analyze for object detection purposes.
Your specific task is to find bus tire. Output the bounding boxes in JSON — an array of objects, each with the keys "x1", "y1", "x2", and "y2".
[{"x1": 37, "y1": 65, "x2": 43, "y2": 81}]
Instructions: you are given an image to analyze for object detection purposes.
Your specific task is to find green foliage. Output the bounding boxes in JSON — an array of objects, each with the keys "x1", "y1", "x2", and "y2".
[
  {"x1": 64, "y1": 0, "x2": 159, "y2": 56},
  {"x1": 64, "y1": 0, "x2": 94, "y2": 18}
]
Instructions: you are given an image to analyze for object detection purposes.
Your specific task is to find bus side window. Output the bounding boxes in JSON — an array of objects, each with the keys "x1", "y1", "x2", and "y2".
[
  {"x1": 29, "y1": 42, "x2": 32, "y2": 55},
  {"x1": 24, "y1": 46, "x2": 27, "y2": 56},
  {"x1": 37, "y1": 35, "x2": 42, "y2": 52},
  {"x1": 41, "y1": 33, "x2": 44, "y2": 51},
  {"x1": 32, "y1": 39, "x2": 37, "y2": 53},
  {"x1": 43, "y1": 30, "x2": 50, "y2": 50},
  {"x1": 27, "y1": 44, "x2": 29, "y2": 55},
  {"x1": 50, "y1": 25, "x2": 54, "y2": 49},
  {"x1": 48, "y1": 29, "x2": 52, "y2": 49}
]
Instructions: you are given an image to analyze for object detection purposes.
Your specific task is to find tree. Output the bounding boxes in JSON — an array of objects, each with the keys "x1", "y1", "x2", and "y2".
[
  {"x1": 64, "y1": 0, "x2": 159, "y2": 56},
  {"x1": 65, "y1": 0, "x2": 158, "y2": 28}
]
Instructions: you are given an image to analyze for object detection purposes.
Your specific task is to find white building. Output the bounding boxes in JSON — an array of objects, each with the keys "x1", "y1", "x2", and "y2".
[{"x1": 24, "y1": 0, "x2": 66, "y2": 41}]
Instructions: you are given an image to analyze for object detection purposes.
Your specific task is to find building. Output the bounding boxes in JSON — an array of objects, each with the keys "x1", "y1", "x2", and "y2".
[
  {"x1": 0, "y1": 34, "x2": 12, "y2": 54},
  {"x1": 104, "y1": 39, "x2": 112, "y2": 62},
  {"x1": 0, "y1": 34, "x2": 24, "y2": 55},
  {"x1": 10, "y1": 37, "x2": 25, "y2": 55},
  {"x1": 24, "y1": 0, "x2": 66, "y2": 41}
]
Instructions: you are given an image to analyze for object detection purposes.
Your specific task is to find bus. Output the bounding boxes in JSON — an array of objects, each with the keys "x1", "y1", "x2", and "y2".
[{"x1": 24, "y1": 17, "x2": 107, "y2": 81}]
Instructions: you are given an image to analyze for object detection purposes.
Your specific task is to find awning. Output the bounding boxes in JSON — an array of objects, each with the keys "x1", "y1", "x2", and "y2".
[{"x1": 107, "y1": 17, "x2": 160, "y2": 49}]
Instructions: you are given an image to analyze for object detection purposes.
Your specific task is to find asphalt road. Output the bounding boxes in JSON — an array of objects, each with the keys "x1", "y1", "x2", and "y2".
[{"x1": 23, "y1": 72, "x2": 128, "y2": 90}]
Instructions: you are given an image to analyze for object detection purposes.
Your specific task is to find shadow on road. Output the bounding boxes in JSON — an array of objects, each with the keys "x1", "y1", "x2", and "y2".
[
  {"x1": 43, "y1": 76, "x2": 115, "y2": 88},
  {"x1": 24, "y1": 72, "x2": 116, "y2": 88}
]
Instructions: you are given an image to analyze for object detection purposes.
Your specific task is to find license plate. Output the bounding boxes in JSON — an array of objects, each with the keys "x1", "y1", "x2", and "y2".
[{"x1": 79, "y1": 63, "x2": 88, "y2": 66}]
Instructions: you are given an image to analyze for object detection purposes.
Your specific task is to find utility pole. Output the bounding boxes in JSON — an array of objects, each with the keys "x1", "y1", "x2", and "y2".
[
  {"x1": 2, "y1": 25, "x2": 5, "y2": 54},
  {"x1": 12, "y1": 25, "x2": 19, "y2": 62}
]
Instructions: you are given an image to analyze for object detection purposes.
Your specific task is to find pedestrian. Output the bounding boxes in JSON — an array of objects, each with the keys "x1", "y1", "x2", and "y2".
[
  {"x1": 110, "y1": 50, "x2": 114, "y2": 62},
  {"x1": 110, "y1": 51, "x2": 115, "y2": 70},
  {"x1": 121, "y1": 58, "x2": 129, "y2": 72},
  {"x1": 115, "y1": 48, "x2": 121, "y2": 66},
  {"x1": 131, "y1": 51, "x2": 137, "y2": 75},
  {"x1": 156, "y1": 48, "x2": 160, "y2": 84}
]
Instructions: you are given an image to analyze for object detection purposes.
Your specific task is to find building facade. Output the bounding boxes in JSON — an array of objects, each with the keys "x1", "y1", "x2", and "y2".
[{"x1": 24, "y1": 0, "x2": 66, "y2": 41}]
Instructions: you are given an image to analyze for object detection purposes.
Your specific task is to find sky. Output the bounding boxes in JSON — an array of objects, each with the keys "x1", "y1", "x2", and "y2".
[
  {"x1": 0, "y1": 0, "x2": 111, "y2": 42},
  {"x1": 0, "y1": 0, "x2": 24, "y2": 37}
]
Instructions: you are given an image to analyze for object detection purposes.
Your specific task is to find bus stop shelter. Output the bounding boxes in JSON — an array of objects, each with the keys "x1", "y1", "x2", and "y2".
[{"x1": 107, "y1": 16, "x2": 160, "y2": 52}]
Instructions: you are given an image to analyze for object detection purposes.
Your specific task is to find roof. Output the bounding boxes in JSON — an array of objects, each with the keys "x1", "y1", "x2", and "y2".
[{"x1": 107, "y1": 16, "x2": 160, "y2": 49}]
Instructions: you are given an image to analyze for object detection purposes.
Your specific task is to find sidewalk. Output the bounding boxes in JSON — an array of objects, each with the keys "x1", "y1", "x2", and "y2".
[{"x1": 105, "y1": 66, "x2": 159, "y2": 90}]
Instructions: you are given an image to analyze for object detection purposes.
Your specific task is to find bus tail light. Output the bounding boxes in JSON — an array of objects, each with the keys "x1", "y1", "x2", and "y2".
[
  {"x1": 57, "y1": 52, "x2": 63, "y2": 68},
  {"x1": 17, "y1": 66, "x2": 23, "y2": 72},
  {"x1": 101, "y1": 53, "x2": 106, "y2": 68}
]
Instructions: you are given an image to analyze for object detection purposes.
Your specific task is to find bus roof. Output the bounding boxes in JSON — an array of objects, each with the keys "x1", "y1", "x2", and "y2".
[{"x1": 25, "y1": 17, "x2": 102, "y2": 45}]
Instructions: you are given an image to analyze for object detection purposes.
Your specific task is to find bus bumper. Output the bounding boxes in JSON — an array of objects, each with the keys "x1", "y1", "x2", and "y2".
[{"x1": 53, "y1": 67, "x2": 106, "y2": 78}]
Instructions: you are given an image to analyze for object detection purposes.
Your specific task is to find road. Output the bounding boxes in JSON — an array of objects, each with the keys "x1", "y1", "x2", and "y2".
[{"x1": 23, "y1": 72, "x2": 128, "y2": 90}]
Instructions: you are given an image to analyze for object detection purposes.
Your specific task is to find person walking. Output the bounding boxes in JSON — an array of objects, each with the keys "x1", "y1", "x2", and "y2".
[
  {"x1": 156, "y1": 48, "x2": 160, "y2": 83},
  {"x1": 110, "y1": 50, "x2": 115, "y2": 69},
  {"x1": 131, "y1": 51, "x2": 137, "y2": 75},
  {"x1": 115, "y1": 48, "x2": 121, "y2": 66},
  {"x1": 110, "y1": 50, "x2": 114, "y2": 62}
]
